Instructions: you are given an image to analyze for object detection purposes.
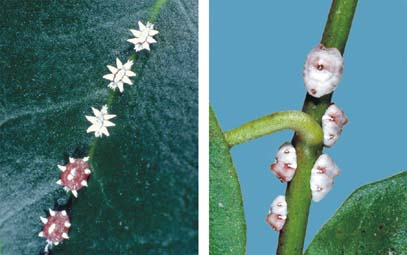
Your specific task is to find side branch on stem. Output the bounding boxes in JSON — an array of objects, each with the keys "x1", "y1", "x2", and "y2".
[{"x1": 224, "y1": 111, "x2": 323, "y2": 148}]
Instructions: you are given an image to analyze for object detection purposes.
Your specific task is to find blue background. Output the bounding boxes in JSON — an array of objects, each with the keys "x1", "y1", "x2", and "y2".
[{"x1": 210, "y1": 1, "x2": 407, "y2": 254}]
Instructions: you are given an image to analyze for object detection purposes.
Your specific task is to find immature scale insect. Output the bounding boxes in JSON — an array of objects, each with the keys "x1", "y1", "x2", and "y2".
[
  {"x1": 56, "y1": 157, "x2": 91, "y2": 198},
  {"x1": 38, "y1": 19, "x2": 159, "y2": 253},
  {"x1": 38, "y1": 209, "x2": 71, "y2": 252}
]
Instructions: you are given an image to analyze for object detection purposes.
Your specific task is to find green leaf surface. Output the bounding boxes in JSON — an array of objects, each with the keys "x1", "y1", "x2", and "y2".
[
  {"x1": 0, "y1": 0, "x2": 197, "y2": 254},
  {"x1": 209, "y1": 106, "x2": 246, "y2": 255},
  {"x1": 306, "y1": 171, "x2": 407, "y2": 255}
]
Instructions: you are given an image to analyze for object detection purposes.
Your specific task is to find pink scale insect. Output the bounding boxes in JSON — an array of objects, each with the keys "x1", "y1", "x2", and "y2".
[
  {"x1": 56, "y1": 156, "x2": 91, "y2": 198},
  {"x1": 303, "y1": 44, "x2": 344, "y2": 98},
  {"x1": 270, "y1": 143, "x2": 297, "y2": 182},
  {"x1": 322, "y1": 103, "x2": 348, "y2": 147},
  {"x1": 38, "y1": 209, "x2": 71, "y2": 252},
  {"x1": 266, "y1": 195, "x2": 288, "y2": 232}
]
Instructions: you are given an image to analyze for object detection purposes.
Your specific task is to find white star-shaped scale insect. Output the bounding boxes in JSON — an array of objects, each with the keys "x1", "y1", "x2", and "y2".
[
  {"x1": 85, "y1": 105, "x2": 116, "y2": 137},
  {"x1": 103, "y1": 58, "x2": 136, "y2": 93},
  {"x1": 127, "y1": 21, "x2": 159, "y2": 52}
]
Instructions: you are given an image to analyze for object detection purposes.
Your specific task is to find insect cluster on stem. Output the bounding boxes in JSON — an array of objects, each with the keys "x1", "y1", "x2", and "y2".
[{"x1": 266, "y1": 44, "x2": 348, "y2": 231}]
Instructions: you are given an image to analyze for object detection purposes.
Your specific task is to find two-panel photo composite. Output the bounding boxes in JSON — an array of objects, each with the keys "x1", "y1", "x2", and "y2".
[{"x1": 1, "y1": 1, "x2": 406, "y2": 254}]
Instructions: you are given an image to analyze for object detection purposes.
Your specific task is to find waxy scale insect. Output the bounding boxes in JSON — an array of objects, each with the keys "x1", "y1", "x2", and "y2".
[
  {"x1": 39, "y1": 209, "x2": 71, "y2": 251},
  {"x1": 56, "y1": 157, "x2": 91, "y2": 198},
  {"x1": 303, "y1": 44, "x2": 344, "y2": 98},
  {"x1": 322, "y1": 103, "x2": 348, "y2": 147},
  {"x1": 270, "y1": 143, "x2": 297, "y2": 182},
  {"x1": 266, "y1": 195, "x2": 288, "y2": 232},
  {"x1": 310, "y1": 154, "x2": 340, "y2": 202}
]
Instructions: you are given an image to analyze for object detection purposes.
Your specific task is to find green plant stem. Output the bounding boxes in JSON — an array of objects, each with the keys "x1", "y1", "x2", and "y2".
[
  {"x1": 277, "y1": 0, "x2": 358, "y2": 254},
  {"x1": 224, "y1": 111, "x2": 323, "y2": 148}
]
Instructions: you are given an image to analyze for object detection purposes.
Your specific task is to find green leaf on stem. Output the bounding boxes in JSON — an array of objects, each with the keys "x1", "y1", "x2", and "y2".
[
  {"x1": 210, "y1": 106, "x2": 246, "y2": 255},
  {"x1": 306, "y1": 171, "x2": 407, "y2": 254}
]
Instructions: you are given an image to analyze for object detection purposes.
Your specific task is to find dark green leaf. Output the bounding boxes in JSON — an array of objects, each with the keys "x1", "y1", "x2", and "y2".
[
  {"x1": 306, "y1": 171, "x2": 407, "y2": 255},
  {"x1": 0, "y1": 0, "x2": 197, "y2": 254},
  {"x1": 209, "y1": 106, "x2": 246, "y2": 255}
]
